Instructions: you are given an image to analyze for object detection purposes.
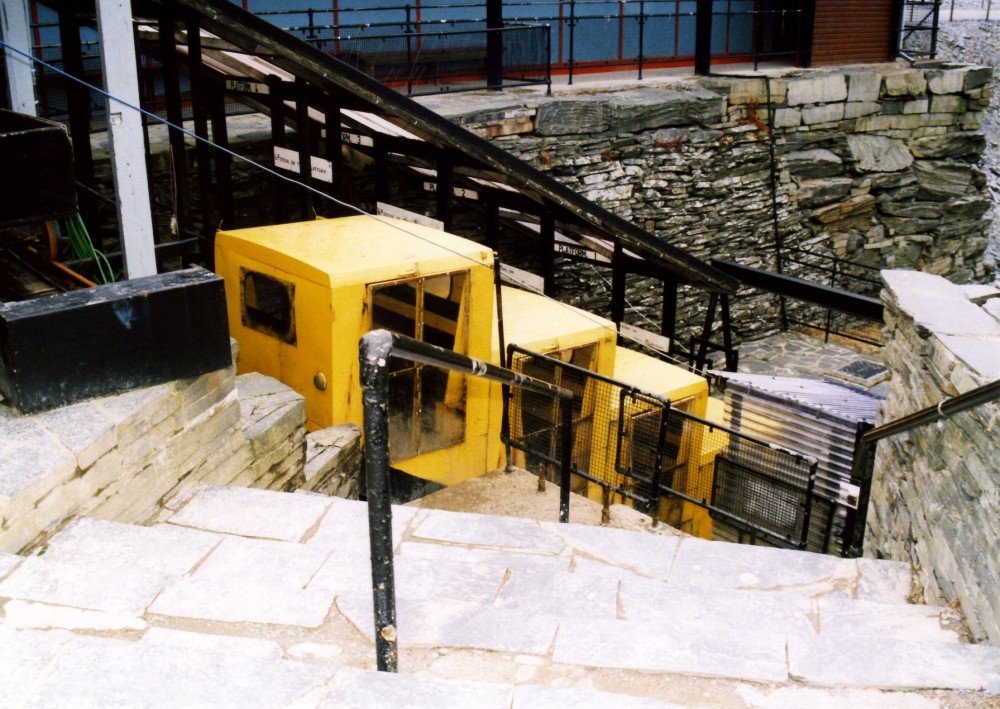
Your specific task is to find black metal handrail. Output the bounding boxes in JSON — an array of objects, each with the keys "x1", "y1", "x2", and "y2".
[
  {"x1": 846, "y1": 378, "x2": 1000, "y2": 558},
  {"x1": 359, "y1": 328, "x2": 573, "y2": 673}
]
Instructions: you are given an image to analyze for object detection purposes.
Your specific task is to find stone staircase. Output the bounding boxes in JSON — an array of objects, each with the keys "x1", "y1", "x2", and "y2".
[{"x1": 0, "y1": 484, "x2": 997, "y2": 708}]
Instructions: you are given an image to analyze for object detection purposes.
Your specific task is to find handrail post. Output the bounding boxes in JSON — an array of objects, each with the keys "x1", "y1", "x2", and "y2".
[
  {"x1": 559, "y1": 399, "x2": 573, "y2": 522},
  {"x1": 359, "y1": 329, "x2": 398, "y2": 673},
  {"x1": 845, "y1": 438, "x2": 876, "y2": 558}
]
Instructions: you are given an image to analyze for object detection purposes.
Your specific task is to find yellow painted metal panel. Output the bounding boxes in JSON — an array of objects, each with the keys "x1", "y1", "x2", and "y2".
[
  {"x1": 215, "y1": 215, "x2": 492, "y2": 289},
  {"x1": 611, "y1": 347, "x2": 708, "y2": 418}
]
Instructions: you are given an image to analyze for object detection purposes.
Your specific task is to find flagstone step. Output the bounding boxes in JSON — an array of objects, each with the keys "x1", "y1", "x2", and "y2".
[{"x1": 0, "y1": 484, "x2": 997, "y2": 707}]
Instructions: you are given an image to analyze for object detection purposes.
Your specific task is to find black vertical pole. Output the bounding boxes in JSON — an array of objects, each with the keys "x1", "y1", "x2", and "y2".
[
  {"x1": 158, "y1": 11, "x2": 188, "y2": 240},
  {"x1": 559, "y1": 401, "x2": 573, "y2": 523},
  {"x1": 567, "y1": 0, "x2": 577, "y2": 85},
  {"x1": 187, "y1": 17, "x2": 215, "y2": 240},
  {"x1": 59, "y1": 6, "x2": 99, "y2": 247},
  {"x1": 695, "y1": 0, "x2": 713, "y2": 75},
  {"x1": 374, "y1": 138, "x2": 390, "y2": 206},
  {"x1": 486, "y1": 0, "x2": 503, "y2": 89},
  {"x1": 800, "y1": 0, "x2": 816, "y2": 67},
  {"x1": 326, "y1": 93, "x2": 342, "y2": 216},
  {"x1": 295, "y1": 77, "x2": 313, "y2": 219},
  {"x1": 209, "y1": 76, "x2": 233, "y2": 237},
  {"x1": 359, "y1": 330, "x2": 399, "y2": 673},
  {"x1": 611, "y1": 240, "x2": 626, "y2": 331},
  {"x1": 436, "y1": 153, "x2": 453, "y2": 232},
  {"x1": 660, "y1": 276, "x2": 678, "y2": 347},
  {"x1": 540, "y1": 208, "x2": 556, "y2": 297},
  {"x1": 268, "y1": 74, "x2": 288, "y2": 223}
]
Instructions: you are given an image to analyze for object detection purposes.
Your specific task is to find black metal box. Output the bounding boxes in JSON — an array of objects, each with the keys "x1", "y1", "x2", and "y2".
[
  {"x1": 0, "y1": 110, "x2": 77, "y2": 227},
  {"x1": 0, "y1": 267, "x2": 232, "y2": 414}
]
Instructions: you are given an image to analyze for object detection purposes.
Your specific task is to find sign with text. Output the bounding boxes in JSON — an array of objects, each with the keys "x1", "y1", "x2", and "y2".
[
  {"x1": 376, "y1": 202, "x2": 444, "y2": 230},
  {"x1": 273, "y1": 146, "x2": 333, "y2": 183}
]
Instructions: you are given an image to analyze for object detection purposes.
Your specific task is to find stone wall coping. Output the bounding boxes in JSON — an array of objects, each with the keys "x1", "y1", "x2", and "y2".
[{"x1": 882, "y1": 271, "x2": 1000, "y2": 338}]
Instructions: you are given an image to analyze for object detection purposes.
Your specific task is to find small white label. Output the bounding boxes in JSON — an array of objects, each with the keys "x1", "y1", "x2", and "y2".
[
  {"x1": 619, "y1": 322, "x2": 671, "y2": 353},
  {"x1": 554, "y1": 242, "x2": 611, "y2": 264},
  {"x1": 273, "y1": 146, "x2": 333, "y2": 183},
  {"x1": 341, "y1": 131, "x2": 373, "y2": 147},
  {"x1": 376, "y1": 202, "x2": 444, "y2": 230},
  {"x1": 499, "y1": 263, "x2": 544, "y2": 292},
  {"x1": 225, "y1": 78, "x2": 269, "y2": 94}
]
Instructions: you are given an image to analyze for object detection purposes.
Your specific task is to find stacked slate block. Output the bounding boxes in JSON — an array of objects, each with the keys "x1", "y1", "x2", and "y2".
[{"x1": 867, "y1": 269, "x2": 1000, "y2": 646}]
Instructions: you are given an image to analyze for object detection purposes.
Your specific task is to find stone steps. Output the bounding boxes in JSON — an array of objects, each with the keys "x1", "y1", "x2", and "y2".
[{"x1": 1, "y1": 484, "x2": 997, "y2": 707}]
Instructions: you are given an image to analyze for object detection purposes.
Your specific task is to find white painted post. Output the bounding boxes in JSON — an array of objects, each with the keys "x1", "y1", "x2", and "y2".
[
  {"x1": 95, "y1": 0, "x2": 157, "y2": 278},
  {"x1": 1, "y1": 0, "x2": 37, "y2": 115}
]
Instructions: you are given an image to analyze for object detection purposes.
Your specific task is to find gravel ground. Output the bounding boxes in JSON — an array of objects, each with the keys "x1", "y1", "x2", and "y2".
[{"x1": 937, "y1": 2, "x2": 1000, "y2": 275}]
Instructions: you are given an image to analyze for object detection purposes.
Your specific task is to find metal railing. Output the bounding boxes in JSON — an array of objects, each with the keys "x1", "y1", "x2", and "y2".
[
  {"x1": 253, "y1": 1, "x2": 808, "y2": 82},
  {"x1": 898, "y1": 0, "x2": 943, "y2": 63},
  {"x1": 504, "y1": 344, "x2": 830, "y2": 549},
  {"x1": 359, "y1": 328, "x2": 573, "y2": 672},
  {"x1": 664, "y1": 406, "x2": 825, "y2": 551},
  {"x1": 505, "y1": 344, "x2": 674, "y2": 523},
  {"x1": 297, "y1": 23, "x2": 551, "y2": 95},
  {"x1": 846, "y1": 377, "x2": 1000, "y2": 558}
]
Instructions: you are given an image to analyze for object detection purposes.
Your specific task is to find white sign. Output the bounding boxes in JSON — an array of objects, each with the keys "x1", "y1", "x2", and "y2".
[
  {"x1": 554, "y1": 242, "x2": 611, "y2": 264},
  {"x1": 341, "y1": 131, "x2": 373, "y2": 147},
  {"x1": 421, "y1": 182, "x2": 479, "y2": 200},
  {"x1": 273, "y1": 146, "x2": 333, "y2": 183},
  {"x1": 499, "y1": 263, "x2": 545, "y2": 292},
  {"x1": 376, "y1": 202, "x2": 444, "y2": 230},
  {"x1": 225, "y1": 78, "x2": 269, "y2": 94},
  {"x1": 619, "y1": 322, "x2": 671, "y2": 354}
]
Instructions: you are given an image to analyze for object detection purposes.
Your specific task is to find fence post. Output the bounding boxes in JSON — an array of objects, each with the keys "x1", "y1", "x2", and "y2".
[
  {"x1": 486, "y1": 0, "x2": 503, "y2": 89},
  {"x1": 567, "y1": 0, "x2": 576, "y2": 85},
  {"x1": 637, "y1": 0, "x2": 646, "y2": 80},
  {"x1": 694, "y1": 0, "x2": 712, "y2": 75},
  {"x1": 559, "y1": 399, "x2": 573, "y2": 522},
  {"x1": 359, "y1": 330, "x2": 399, "y2": 673}
]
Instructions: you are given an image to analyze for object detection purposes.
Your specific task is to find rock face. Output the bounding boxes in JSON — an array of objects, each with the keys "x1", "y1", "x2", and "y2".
[
  {"x1": 867, "y1": 270, "x2": 1000, "y2": 646},
  {"x1": 453, "y1": 64, "x2": 994, "y2": 343}
]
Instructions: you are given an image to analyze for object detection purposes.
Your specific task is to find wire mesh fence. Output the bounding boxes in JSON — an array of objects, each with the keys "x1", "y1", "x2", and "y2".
[
  {"x1": 504, "y1": 344, "x2": 834, "y2": 550},
  {"x1": 291, "y1": 23, "x2": 550, "y2": 95}
]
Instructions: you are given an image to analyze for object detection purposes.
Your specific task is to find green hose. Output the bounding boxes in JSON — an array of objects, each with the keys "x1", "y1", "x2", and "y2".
[{"x1": 62, "y1": 214, "x2": 115, "y2": 285}]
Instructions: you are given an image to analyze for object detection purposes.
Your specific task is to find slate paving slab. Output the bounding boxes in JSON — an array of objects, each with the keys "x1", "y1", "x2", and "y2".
[
  {"x1": 553, "y1": 616, "x2": 789, "y2": 683},
  {"x1": 666, "y1": 536, "x2": 856, "y2": 593},
  {"x1": 541, "y1": 520, "x2": 680, "y2": 579},
  {"x1": 149, "y1": 574, "x2": 336, "y2": 628},
  {"x1": 397, "y1": 540, "x2": 572, "y2": 575},
  {"x1": 788, "y1": 635, "x2": 1000, "y2": 690},
  {"x1": 855, "y1": 557, "x2": 913, "y2": 604},
  {"x1": 493, "y1": 566, "x2": 619, "y2": 618},
  {"x1": 167, "y1": 484, "x2": 331, "y2": 542},
  {"x1": 411, "y1": 509, "x2": 566, "y2": 553},
  {"x1": 512, "y1": 685, "x2": 685, "y2": 708},
  {"x1": 42, "y1": 516, "x2": 222, "y2": 573},
  {"x1": 0, "y1": 555, "x2": 173, "y2": 616},
  {"x1": 17, "y1": 627, "x2": 331, "y2": 709},
  {"x1": 337, "y1": 594, "x2": 560, "y2": 655},
  {"x1": 322, "y1": 665, "x2": 513, "y2": 708},
  {"x1": 0, "y1": 552, "x2": 21, "y2": 579}
]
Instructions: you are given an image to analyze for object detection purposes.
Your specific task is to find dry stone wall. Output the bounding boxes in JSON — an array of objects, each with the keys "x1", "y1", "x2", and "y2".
[
  {"x1": 0, "y1": 356, "x2": 362, "y2": 554},
  {"x1": 866, "y1": 269, "x2": 1000, "y2": 645},
  {"x1": 451, "y1": 63, "x2": 994, "y2": 343}
]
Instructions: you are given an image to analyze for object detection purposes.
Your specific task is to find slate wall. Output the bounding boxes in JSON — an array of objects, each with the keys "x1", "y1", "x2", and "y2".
[
  {"x1": 448, "y1": 63, "x2": 994, "y2": 346},
  {"x1": 866, "y1": 270, "x2": 1000, "y2": 645}
]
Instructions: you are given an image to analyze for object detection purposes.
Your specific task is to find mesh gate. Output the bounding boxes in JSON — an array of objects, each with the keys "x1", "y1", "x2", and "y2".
[
  {"x1": 505, "y1": 345, "x2": 821, "y2": 549},
  {"x1": 505, "y1": 345, "x2": 672, "y2": 512}
]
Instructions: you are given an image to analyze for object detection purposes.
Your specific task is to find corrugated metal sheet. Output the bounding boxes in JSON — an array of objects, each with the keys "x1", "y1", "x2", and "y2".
[
  {"x1": 711, "y1": 371, "x2": 885, "y2": 554},
  {"x1": 811, "y1": 0, "x2": 896, "y2": 65}
]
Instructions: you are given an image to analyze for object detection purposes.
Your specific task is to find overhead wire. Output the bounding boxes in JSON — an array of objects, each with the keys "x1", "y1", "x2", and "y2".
[{"x1": 0, "y1": 37, "x2": 705, "y2": 371}]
